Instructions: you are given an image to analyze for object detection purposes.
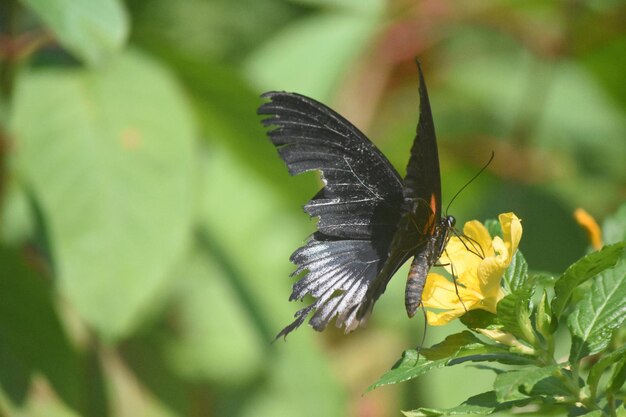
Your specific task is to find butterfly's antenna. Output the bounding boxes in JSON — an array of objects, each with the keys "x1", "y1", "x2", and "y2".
[{"x1": 445, "y1": 151, "x2": 495, "y2": 216}]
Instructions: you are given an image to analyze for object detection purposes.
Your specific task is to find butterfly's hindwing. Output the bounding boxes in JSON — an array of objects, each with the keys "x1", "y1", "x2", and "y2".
[{"x1": 275, "y1": 234, "x2": 387, "y2": 338}]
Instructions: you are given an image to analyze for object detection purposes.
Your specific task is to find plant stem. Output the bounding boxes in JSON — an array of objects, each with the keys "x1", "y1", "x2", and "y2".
[{"x1": 607, "y1": 392, "x2": 616, "y2": 417}]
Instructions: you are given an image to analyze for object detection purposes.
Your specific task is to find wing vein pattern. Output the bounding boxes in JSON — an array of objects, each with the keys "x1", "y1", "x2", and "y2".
[{"x1": 258, "y1": 92, "x2": 405, "y2": 336}]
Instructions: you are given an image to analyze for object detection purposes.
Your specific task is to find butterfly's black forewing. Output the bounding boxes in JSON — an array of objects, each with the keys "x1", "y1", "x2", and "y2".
[
  {"x1": 259, "y1": 92, "x2": 404, "y2": 238},
  {"x1": 258, "y1": 92, "x2": 404, "y2": 336},
  {"x1": 400, "y1": 62, "x2": 449, "y2": 317},
  {"x1": 404, "y1": 62, "x2": 442, "y2": 219}
]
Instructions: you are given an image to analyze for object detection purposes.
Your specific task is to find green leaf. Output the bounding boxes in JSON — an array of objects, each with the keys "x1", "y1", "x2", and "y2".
[
  {"x1": 0, "y1": 180, "x2": 34, "y2": 245},
  {"x1": 483, "y1": 219, "x2": 502, "y2": 238},
  {"x1": 617, "y1": 404, "x2": 626, "y2": 417},
  {"x1": 195, "y1": 145, "x2": 309, "y2": 338},
  {"x1": 502, "y1": 250, "x2": 528, "y2": 294},
  {"x1": 367, "y1": 348, "x2": 426, "y2": 391},
  {"x1": 497, "y1": 286, "x2": 536, "y2": 346},
  {"x1": 244, "y1": 11, "x2": 380, "y2": 101},
  {"x1": 587, "y1": 345, "x2": 626, "y2": 398},
  {"x1": 287, "y1": 0, "x2": 384, "y2": 14},
  {"x1": 579, "y1": 412, "x2": 603, "y2": 417},
  {"x1": 146, "y1": 49, "x2": 314, "y2": 204},
  {"x1": 164, "y1": 247, "x2": 265, "y2": 384},
  {"x1": 535, "y1": 290, "x2": 554, "y2": 341},
  {"x1": 10, "y1": 50, "x2": 195, "y2": 340},
  {"x1": 608, "y1": 355, "x2": 626, "y2": 393},
  {"x1": 552, "y1": 242, "x2": 625, "y2": 318},
  {"x1": 568, "y1": 254, "x2": 626, "y2": 362},
  {"x1": 8, "y1": 396, "x2": 84, "y2": 417},
  {"x1": 530, "y1": 271, "x2": 556, "y2": 287},
  {"x1": 368, "y1": 332, "x2": 532, "y2": 391},
  {"x1": 459, "y1": 310, "x2": 499, "y2": 330},
  {"x1": 494, "y1": 365, "x2": 566, "y2": 402},
  {"x1": 239, "y1": 344, "x2": 345, "y2": 417},
  {"x1": 0, "y1": 245, "x2": 80, "y2": 408},
  {"x1": 190, "y1": 145, "x2": 345, "y2": 417},
  {"x1": 603, "y1": 202, "x2": 626, "y2": 246},
  {"x1": 403, "y1": 391, "x2": 528, "y2": 416},
  {"x1": 21, "y1": 0, "x2": 129, "y2": 65}
]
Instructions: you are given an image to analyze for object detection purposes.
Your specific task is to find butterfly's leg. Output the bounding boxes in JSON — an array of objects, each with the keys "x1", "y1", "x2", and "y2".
[
  {"x1": 451, "y1": 228, "x2": 485, "y2": 259},
  {"x1": 446, "y1": 250, "x2": 468, "y2": 313}
]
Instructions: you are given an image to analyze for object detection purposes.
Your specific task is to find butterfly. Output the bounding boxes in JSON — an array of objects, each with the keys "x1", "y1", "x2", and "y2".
[{"x1": 258, "y1": 62, "x2": 455, "y2": 338}]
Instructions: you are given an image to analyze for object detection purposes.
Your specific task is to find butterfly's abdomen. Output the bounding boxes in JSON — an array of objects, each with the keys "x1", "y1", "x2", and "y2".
[
  {"x1": 405, "y1": 248, "x2": 431, "y2": 317},
  {"x1": 404, "y1": 218, "x2": 454, "y2": 318}
]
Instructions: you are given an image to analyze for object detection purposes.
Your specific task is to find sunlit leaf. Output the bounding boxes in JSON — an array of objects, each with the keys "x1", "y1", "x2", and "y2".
[
  {"x1": 552, "y1": 242, "x2": 625, "y2": 318},
  {"x1": 146, "y1": 50, "x2": 315, "y2": 203},
  {"x1": 369, "y1": 332, "x2": 533, "y2": 391},
  {"x1": 496, "y1": 287, "x2": 535, "y2": 345},
  {"x1": 494, "y1": 365, "x2": 564, "y2": 402},
  {"x1": 164, "y1": 247, "x2": 265, "y2": 384},
  {"x1": 239, "y1": 345, "x2": 345, "y2": 417},
  {"x1": 22, "y1": 0, "x2": 128, "y2": 65},
  {"x1": 10, "y1": 50, "x2": 195, "y2": 340},
  {"x1": 196, "y1": 145, "x2": 309, "y2": 337},
  {"x1": 403, "y1": 391, "x2": 528, "y2": 416},
  {"x1": 502, "y1": 250, "x2": 528, "y2": 294},
  {"x1": 568, "y1": 254, "x2": 626, "y2": 362},
  {"x1": 245, "y1": 11, "x2": 380, "y2": 101}
]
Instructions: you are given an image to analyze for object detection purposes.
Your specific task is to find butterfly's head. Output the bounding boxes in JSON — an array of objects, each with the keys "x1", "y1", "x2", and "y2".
[{"x1": 444, "y1": 215, "x2": 456, "y2": 229}]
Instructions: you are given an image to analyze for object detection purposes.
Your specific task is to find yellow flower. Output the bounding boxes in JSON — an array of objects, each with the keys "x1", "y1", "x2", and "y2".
[{"x1": 422, "y1": 212, "x2": 523, "y2": 325}]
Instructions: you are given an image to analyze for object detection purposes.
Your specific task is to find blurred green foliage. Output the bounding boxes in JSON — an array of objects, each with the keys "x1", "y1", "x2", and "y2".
[{"x1": 0, "y1": 0, "x2": 623, "y2": 416}]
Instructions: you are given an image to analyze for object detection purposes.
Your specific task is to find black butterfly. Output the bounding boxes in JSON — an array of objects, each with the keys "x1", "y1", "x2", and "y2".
[{"x1": 258, "y1": 62, "x2": 455, "y2": 338}]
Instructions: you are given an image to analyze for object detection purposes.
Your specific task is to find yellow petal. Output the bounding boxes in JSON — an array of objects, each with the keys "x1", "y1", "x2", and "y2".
[
  {"x1": 422, "y1": 273, "x2": 463, "y2": 309},
  {"x1": 440, "y1": 220, "x2": 492, "y2": 277},
  {"x1": 574, "y1": 208, "x2": 603, "y2": 250},
  {"x1": 491, "y1": 236, "x2": 510, "y2": 266},
  {"x1": 499, "y1": 212, "x2": 522, "y2": 263},
  {"x1": 423, "y1": 273, "x2": 483, "y2": 309},
  {"x1": 463, "y1": 220, "x2": 495, "y2": 258},
  {"x1": 475, "y1": 290, "x2": 502, "y2": 313},
  {"x1": 426, "y1": 309, "x2": 465, "y2": 326},
  {"x1": 441, "y1": 238, "x2": 479, "y2": 278},
  {"x1": 477, "y1": 252, "x2": 507, "y2": 298}
]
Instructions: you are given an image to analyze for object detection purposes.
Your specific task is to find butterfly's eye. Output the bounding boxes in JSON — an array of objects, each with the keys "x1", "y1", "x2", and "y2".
[{"x1": 446, "y1": 215, "x2": 456, "y2": 228}]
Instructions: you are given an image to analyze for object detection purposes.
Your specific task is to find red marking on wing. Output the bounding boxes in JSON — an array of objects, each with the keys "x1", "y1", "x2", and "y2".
[
  {"x1": 420, "y1": 192, "x2": 438, "y2": 236},
  {"x1": 429, "y1": 193, "x2": 437, "y2": 216}
]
